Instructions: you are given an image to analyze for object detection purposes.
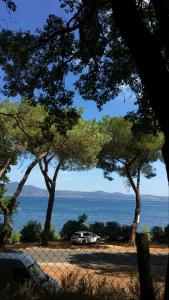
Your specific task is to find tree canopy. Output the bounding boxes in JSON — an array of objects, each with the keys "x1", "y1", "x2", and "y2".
[{"x1": 98, "y1": 116, "x2": 163, "y2": 244}]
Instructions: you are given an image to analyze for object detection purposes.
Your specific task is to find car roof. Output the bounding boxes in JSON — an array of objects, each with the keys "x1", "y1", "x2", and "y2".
[
  {"x1": 0, "y1": 250, "x2": 35, "y2": 267},
  {"x1": 74, "y1": 231, "x2": 92, "y2": 234}
]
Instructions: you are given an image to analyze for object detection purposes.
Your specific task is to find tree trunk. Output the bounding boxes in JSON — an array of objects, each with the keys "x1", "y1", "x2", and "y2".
[
  {"x1": 42, "y1": 187, "x2": 55, "y2": 246},
  {"x1": 136, "y1": 233, "x2": 155, "y2": 300},
  {"x1": 111, "y1": 1, "x2": 169, "y2": 293},
  {"x1": 130, "y1": 190, "x2": 141, "y2": 246},
  {"x1": 111, "y1": 0, "x2": 169, "y2": 135},
  {"x1": 0, "y1": 152, "x2": 48, "y2": 246},
  {"x1": 39, "y1": 159, "x2": 61, "y2": 246},
  {"x1": 0, "y1": 158, "x2": 11, "y2": 180},
  {"x1": 0, "y1": 207, "x2": 11, "y2": 248}
]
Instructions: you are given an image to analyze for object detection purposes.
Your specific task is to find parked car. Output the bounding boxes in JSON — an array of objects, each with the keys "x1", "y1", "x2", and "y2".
[
  {"x1": 71, "y1": 231, "x2": 100, "y2": 245},
  {"x1": 0, "y1": 250, "x2": 60, "y2": 291}
]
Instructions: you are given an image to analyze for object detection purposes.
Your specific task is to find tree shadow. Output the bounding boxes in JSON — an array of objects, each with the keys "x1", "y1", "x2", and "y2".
[{"x1": 69, "y1": 251, "x2": 168, "y2": 277}]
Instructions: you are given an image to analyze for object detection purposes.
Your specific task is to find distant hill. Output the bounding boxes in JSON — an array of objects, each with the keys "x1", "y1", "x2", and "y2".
[{"x1": 5, "y1": 182, "x2": 168, "y2": 201}]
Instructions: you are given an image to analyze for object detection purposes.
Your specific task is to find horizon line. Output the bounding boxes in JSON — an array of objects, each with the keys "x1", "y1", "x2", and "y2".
[{"x1": 7, "y1": 182, "x2": 169, "y2": 198}]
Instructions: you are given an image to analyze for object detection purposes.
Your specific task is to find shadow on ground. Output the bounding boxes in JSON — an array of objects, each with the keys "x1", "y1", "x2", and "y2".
[{"x1": 69, "y1": 252, "x2": 168, "y2": 278}]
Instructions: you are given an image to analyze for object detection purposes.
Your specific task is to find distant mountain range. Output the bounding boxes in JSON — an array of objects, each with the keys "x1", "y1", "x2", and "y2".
[{"x1": 5, "y1": 182, "x2": 168, "y2": 201}]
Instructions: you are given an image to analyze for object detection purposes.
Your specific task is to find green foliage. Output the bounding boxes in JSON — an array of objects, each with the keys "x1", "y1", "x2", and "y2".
[
  {"x1": 61, "y1": 215, "x2": 89, "y2": 240},
  {"x1": 0, "y1": 196, "x2": 17, "y2": 214},
  {"x1": 104, "y1": 221, "x2": 121, "y2": 241},
  {"x1": 78, "y1": 214, "x2": 88, "y2": 224},
  {"x1": 141, "y1": 226, "x2": 152, "y2": 242},
  {"x1": 0, "y1": 21, "x2": 79, "y2": 133},
  {"x1": 164, "y1": 225, "x2": 169, "y2": 243},
  {"x1": 48, "y1": 225, "x2": 60, "y2": 241},
  {"x1": 98, "y1": 116, "x2": 163, "y2": 181},
  {"x1": 119, "y1": 225, "x2": 130, "y2": 242},
  {"x1": 2, "y1": 0, "x2": 16, "y2": 11},
  {"x1": 151, "y1": 226, "x2": 165, "y2": 243},
  {"x1": 56, "y1": 118, "x2": 108, "y2": 172},
  {"x1": 89, "y1": 222, "x2": 105, "y2": 237},
  {"x1": 20, "y1": 221, "x2": 42, "y2": 243},
  {"x1": 10, "y1": 231, "x2": 21, "y2": 244}
]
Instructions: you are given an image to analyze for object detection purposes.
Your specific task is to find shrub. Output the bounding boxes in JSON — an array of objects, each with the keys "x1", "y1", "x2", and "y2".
[
  {"x1": 61, "y1": 214, "x2": 89, "y2": 240},
  {"x1": 120, "y1": 225, "x2": 130, "y2": 242},
  {"x1": 10, "y1": 231, "x2": 21, "y2": 244},
  {"x1": 48, "y1": 225, "x2": 60, "y2": 241},
  {"x1": 141, "y1": 225, "x2": 152, "y2": 242},
  {"x1": 61, "y1": 220, "x2": 88, "y2": 240},
  {"x1": 104, "y1": 222, "x2": 121, "y2": 241},
  {"x1": 151, "y1": 226, "x2": 164, "y2": 243},
  {"x1": 164, "y1": 224, "x2": 169, "y2": 244},
  {"x1": 89, "y1": 222, "x2": 105, "y2": 237},
  {"x1": 20, "y1": 221, "x2": 42, "y2": 243}
]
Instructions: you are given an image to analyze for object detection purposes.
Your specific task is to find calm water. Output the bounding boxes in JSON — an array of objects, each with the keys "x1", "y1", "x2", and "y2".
[{"x1": 1, "y1": 196, "x2": 168, "y2": 231}]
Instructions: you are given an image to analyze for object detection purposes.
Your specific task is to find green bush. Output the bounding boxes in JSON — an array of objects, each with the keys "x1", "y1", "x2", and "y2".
[
  {"x1": 10, "y1": 231, "x2": 21, "y2": 244},
  {"x1": 61, "y1": 220, "x2": 88, "y2": 240},
  {"x1": 104, "y1": 222, "x2": 121, "y2": 241},
  {"x1": 164, "y1": 224, "x2": 169, "y2": 244},
  {"x1": 48, "y1": 225, "x2": 60, "y2": 241},
  {"x1": 120, "y1": 225, "x2": 130, "y2": 242},
  {"x1": 20, "y1": 221, "x2": 42, "y2": 243},
  {"x1": 151, "y1": 226, "x2": 164, "y2": 243},
  {"x1": 141, "y1": 225, "x2": 152, "y2": 241},
  {"x1": 89, "y1": 222, "x2": 105, "y2": 237}
]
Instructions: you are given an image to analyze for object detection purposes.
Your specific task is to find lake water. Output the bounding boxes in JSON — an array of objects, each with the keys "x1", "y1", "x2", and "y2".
[{"x1": 2, "y1": 196, "x2": 168, "y2": 232}]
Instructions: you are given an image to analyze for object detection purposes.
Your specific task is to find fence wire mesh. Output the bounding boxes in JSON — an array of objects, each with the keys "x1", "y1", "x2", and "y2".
[{"x1": 0, "y1": 239, "x2": 167, "y2": 294}]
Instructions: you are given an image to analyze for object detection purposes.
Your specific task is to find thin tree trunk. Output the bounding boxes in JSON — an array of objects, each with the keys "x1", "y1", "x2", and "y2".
[
  {"x1": 40, "y1": 159, "x2": 62, "y2": 246},
  {"x1": 9, "y1": 152, "x2": 48, "y2": 214},
  {"x1": 0, "y1": 152, "x2": 48, "y2": 246},
  {"x1": 130, "y1": 189, "x2": 141, "y2": 245},
  {"x1": 42, "y1": 187, "x2": 55, "y2": 246},
  {"x1": 0, "y1": 201, "x2": 11, "y2": 248},
  {"x1": 125, "y1": 164, "x2": 141, "y2": 246}
]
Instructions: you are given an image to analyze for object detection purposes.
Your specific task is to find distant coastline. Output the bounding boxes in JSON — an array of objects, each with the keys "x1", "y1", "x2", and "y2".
[{"x1": 6, "y1": 182, "x2": 168, "y2": 201}]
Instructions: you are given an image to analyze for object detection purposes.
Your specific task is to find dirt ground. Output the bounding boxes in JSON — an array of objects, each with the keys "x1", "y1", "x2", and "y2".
[
  {"x1": 10, "y1": 241, "x2": 168, "y2": 286},
  {"x1": 30, "y1": 242, "x2": 168, "y2": 286}
]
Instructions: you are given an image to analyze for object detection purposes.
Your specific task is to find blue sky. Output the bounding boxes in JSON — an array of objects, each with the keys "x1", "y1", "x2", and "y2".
[{"x1": 0, "y1": 0, "x2": 168, "y2": 196}]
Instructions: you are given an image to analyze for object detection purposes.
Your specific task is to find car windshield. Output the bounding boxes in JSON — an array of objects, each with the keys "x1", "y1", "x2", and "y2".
[{"x1": 29, "y1": 263, "x2": 48, "y2": 283}]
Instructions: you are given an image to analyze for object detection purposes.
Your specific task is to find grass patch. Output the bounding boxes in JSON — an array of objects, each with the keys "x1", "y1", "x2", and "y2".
[{"x1": 0, "y1": 273, "x2": 165, "y2": 300}]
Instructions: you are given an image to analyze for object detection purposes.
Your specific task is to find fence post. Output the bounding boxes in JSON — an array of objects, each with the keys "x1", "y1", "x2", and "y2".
[
  {"x1": 136, "y1": 233, "x2": 155, "y2": 300},
  {"x1": 164, "y1": 257, "x2": 169, "y2": 300}
]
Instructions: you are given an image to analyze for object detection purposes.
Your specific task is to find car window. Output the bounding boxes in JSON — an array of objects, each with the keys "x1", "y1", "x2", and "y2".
[
  {"x1": 83, "y1": 233, "x2": 90, "y2": 237},
  {"x1": 73, "y1": 233, "x2": 81, "y2": 237}
]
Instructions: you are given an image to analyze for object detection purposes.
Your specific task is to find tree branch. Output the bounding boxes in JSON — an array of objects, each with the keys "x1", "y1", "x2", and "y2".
[
  {"x1": 53, "y1": 160, "x2": 62, "y2": 183},
  {"x1": 39, "y1": 159, "x2": 52, "y2": 191},
  {"x1": 0, "y1": 200, "x2": 9, "y2": 215},
  {"x1": 0, "y1": 158, "x2": 11, "y2": 179},
  {"x1": 9, "y1": 151, "x2": 48, "y2": 213}
]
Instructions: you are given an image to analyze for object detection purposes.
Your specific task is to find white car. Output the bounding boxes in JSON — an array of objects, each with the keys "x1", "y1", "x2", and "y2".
[
  {"x1": 71, "y1": 231, "x2": 100, "y2": 245},
  {"x1": 0, "y1": 250, "x2": 60, "y2": 291}
]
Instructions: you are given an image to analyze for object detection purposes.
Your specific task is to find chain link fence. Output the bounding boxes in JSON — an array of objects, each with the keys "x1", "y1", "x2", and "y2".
[{"x1": 1, "y1": 239, "x2": 167, "y2": 294}]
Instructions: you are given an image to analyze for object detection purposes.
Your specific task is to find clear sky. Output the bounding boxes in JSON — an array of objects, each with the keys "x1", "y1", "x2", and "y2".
[{"x1": 0, "y1": 0, "x2": 168, "y2": 196}]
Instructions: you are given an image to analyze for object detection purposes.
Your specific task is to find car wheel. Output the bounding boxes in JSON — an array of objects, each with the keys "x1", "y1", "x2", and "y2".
[
  {"x1": 82, "y1": 240, "x2": 86, "y2": 246},
  {"x1": 96, "y1": 238, "x2": 100, "y2": 244}
]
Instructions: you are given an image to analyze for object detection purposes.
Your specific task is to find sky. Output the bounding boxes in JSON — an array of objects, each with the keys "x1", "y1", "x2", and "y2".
[{"x1": 0, "y1": 0, "x2": 168, "y2": 196}]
